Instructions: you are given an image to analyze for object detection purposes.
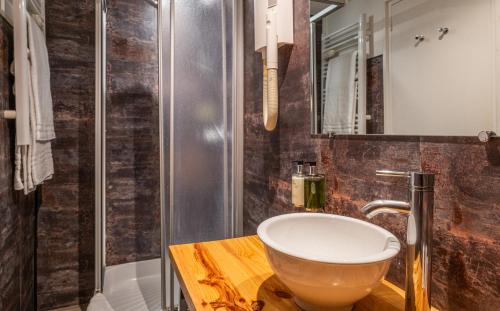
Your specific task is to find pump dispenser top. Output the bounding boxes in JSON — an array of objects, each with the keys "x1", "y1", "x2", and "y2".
[{"x1": 304, "y1": 161, "x2": 325, "y2": 212}]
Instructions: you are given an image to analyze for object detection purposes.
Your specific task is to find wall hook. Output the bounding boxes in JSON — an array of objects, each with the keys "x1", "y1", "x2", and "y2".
[
  {"x1": 438, "y1": 27, "x2": 449, "y2": 40},
  {"x1": 0, "y1": 110, "x2": 16, "y2": 119},
  {"x1": 414, "y1": 35, "x2": 425, "y2": 46}
]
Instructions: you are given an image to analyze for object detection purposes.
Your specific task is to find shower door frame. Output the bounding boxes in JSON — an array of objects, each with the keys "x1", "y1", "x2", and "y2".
[
  {"x1": 95, "y1": 0, "x2": 106, "y2": 294},
  {"x1": 94, "y1": 0, "x2": 244, "y2": 308},
  {"x1": 158, "y1": 0, "x2": 245, "y2": 310}
]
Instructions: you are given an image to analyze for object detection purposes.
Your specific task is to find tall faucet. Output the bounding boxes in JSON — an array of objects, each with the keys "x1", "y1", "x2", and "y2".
[{"x1": 361, "y1": 170, "x2": 435, "y2": 311}]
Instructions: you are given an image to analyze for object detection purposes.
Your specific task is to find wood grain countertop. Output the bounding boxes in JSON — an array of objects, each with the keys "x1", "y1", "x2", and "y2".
[{"x1": 169, "y1": 235, "x2": 438, "y2": 311}]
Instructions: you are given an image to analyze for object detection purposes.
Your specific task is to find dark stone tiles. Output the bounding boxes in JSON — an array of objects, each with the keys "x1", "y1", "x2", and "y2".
[
  {"x1": 38, "y1": 0, "x2": 160, "y2": 307},
  {"x1": 0, "y1": 18, "x2": 35, "y2": 311},
  {"x1": 419, "y1": 139, "x2": 500, "y2": 310},
  {"x1": 37, "y1": 0, "x2": 95, "y2": 309},
  {"x1": 421, "y1": 140, "x2": 500, "y2": 240},
  {"x1": 243, "y1": 0, "x2": 315, "y2": 233},
  {"x1": 366, "y1": 56, "x2": 384, "y2": 134},
  {"x1": 321, "y1": 137, "x2": 420, "y2": 288},
  {"x1": 105, "y1": 0, "x2": 160, "y2": 266},
  {"x1": 243, "y1": 1, "x2": 500, "y2": 310}
]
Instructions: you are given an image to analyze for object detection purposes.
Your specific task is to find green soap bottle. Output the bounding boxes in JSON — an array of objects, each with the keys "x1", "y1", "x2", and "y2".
[{"x1": 304, "y1": 161, "x2": 325, "y2": 212}]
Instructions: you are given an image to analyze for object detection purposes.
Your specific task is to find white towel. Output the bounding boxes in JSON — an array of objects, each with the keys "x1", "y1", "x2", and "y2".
[
  {"x1": 28, "y1": 14, "x2": 55, "y2": 140},
  {"x1": 15, "y1": 74, "x2": 54, "y2": 194},
  {"x1": 27, "y1": 72, "x2": 54, "y2": 187},
  {"x1": 322, "y1": 50, "x2": 358, "y2": 134},
  {"x1": 14, "y1": 15, "x2": 54, "y2": 194}
]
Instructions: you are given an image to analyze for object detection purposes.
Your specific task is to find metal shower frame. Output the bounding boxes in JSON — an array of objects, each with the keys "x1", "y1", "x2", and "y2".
[{"x1": 95, "y1": 1, "x2": 245, "y2": 310}]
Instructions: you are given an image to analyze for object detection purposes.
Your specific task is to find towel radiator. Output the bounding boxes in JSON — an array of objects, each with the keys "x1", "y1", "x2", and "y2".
[
  {"x1": 0, "y1": 0, "x2": 45, "y2": 128},
  {"x1": 320, "y1": 14, "x2": 369, "y2": 134}
]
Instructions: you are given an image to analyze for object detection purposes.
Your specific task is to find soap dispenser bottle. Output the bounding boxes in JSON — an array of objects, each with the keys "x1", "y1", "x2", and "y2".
[
  {"x1": 304, "y1": 161, "x2": 325, "y2": 212},
  {"x1": 291, "y1": 161, "x2": 305, "y2": 208}
]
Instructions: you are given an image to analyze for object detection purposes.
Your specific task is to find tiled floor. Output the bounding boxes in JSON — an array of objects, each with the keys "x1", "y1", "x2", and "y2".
[{"x1": 49, "y1": 305, "x2": 87, "y2": 311}]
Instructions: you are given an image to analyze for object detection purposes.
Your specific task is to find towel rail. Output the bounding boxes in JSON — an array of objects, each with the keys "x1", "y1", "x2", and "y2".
[
  {"x1": 9, "y1": 0, "x2": 45, "y2": 133},
  {"x1": 1, "y1": 110, "x2": 16, "y2": 119},
  {"x1": 320, "y1": 14, "x2": 368, "y2": 134},
  {"x1": 13, "y1": 0, "x2": 30, "y2": 144}
]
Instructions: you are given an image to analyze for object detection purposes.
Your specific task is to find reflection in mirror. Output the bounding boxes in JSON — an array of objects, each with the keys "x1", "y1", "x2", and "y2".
[{"x1": 310, "y1": 0, "x2": 500, "y2": 137}]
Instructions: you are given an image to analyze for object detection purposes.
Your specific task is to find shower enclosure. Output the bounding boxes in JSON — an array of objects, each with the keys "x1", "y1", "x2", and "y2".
[{"x1": 94, "y1": 0, "x2": 244, "y2": 310}]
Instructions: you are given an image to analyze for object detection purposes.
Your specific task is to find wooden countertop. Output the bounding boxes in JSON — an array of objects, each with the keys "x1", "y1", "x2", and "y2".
[{"x1": 169, "y1": 235, "x2": 437, "y2": 311}]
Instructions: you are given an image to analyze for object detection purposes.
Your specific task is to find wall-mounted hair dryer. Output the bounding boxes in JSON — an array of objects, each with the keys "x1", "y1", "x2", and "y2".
[{"x1": 254, "y1": 0, "x2": 294, "y2": 131}]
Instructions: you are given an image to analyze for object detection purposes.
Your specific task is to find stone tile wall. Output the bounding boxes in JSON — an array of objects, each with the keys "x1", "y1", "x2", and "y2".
[{"x1": 243, "y1": 1, "x2": 500, "y2": 310}]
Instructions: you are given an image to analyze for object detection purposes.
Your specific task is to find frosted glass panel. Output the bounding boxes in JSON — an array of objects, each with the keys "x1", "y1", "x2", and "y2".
[{"x1": 172, "y1": 0, "x2": 231, "y2": 244}]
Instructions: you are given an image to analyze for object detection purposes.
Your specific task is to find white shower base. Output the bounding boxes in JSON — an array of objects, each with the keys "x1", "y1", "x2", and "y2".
[{"x1": 88, "y1": 258, "x2": 179, "y2": 311}]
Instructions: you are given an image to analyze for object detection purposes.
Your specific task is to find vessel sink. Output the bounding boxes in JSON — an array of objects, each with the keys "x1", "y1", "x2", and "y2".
[{"x1": 257, "y1": 213, "x2": 400, "y2": 311}]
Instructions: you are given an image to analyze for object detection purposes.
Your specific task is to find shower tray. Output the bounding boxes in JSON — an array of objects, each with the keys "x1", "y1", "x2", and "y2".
[{"x1": 88, "y1": 258, "x2": 179, "y2": 311}]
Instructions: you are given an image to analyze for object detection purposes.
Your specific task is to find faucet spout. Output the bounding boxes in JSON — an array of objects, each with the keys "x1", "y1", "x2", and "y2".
[
  {"x1": 361, "y1": 199, "x2": 411, "y2": 219},
  {"x1": 363, "y1": 170, "x2": 435, "y2": 311}
]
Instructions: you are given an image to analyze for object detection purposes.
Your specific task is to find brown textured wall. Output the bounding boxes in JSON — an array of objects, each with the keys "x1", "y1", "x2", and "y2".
[
  {"x1": 366, "y1": 55, "x2": 384, "y2": 134},
  {"x1": 105, "y1": 0, "x2": 160, "y2": 266},
  {"x1": 0, "y1": 18, "x2": 36, "y2": 311},
  {"x1": 37, "y1": 0, "x2": 96, "y2": 309},
  {"x1": 243, "y1": 1, "x2": 500, "y2": 311},
  {"x1": 37, "y1": 0, "x2": 159, "y2": 308}
]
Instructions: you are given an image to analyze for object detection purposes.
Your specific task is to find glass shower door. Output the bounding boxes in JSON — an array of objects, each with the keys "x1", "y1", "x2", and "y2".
[
  {"x1": 171, "y1": 0, "x2": 234, "y2": 244},
  {"x1": 159, "y1": 0, "x2": 241, "y2": 309}
]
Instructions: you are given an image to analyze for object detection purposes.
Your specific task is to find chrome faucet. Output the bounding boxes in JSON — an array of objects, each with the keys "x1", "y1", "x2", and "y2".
[{"x1": 362, "y1": 170, "x2": 435, "y2": 311}]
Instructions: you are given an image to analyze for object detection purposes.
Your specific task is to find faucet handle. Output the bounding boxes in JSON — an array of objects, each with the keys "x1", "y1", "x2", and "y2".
[{"x1": 376, "y1": 170, "x2": 410, "y2": 178}]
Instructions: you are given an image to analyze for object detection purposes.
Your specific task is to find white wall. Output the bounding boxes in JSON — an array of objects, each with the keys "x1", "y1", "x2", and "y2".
[
  {"x1": 322, "y1": 0, "x2": 499, "y2": 136},
  {"x1": 389, "y1": 0, "x2": 495, "y2": 135}
]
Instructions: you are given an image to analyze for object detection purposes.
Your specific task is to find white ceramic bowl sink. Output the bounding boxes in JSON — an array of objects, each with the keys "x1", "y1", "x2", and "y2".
[{"x1": 257, "y1": 213, "x2": 400, "y2": 311}]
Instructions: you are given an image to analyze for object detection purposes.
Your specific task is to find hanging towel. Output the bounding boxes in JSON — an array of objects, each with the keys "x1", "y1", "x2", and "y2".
[
  {"x1": 14, "y1": 14, "x2": 54, "y2": 194},
  {"x1": 27, "y1": 72, "x2": 54, "y2": 187},
  {"x1": 15, "y1": 74, "x2": 54, "y2": 194},
  {"x1": 14, "y1": 145, "x2": 26, "y2": 190},
  {"x1": 322, "y1": 50, "x2": 358, "y2": 134},
  {"x1": 27, "y1": 14, "x2": 55, "y2": 140}
]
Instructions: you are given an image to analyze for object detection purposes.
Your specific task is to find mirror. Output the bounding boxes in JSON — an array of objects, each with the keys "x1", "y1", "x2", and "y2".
[
  {"x1": 0, "y1": 0, "x2": 14, "y2": 25},
  {"x1": 310, "y1": 0, "x2": 500, "y2": 137}
]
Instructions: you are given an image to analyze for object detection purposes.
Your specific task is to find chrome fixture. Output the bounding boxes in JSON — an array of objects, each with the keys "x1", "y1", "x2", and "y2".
[
  {"x1": 478, "y1": 130, "x2": 497, "y2": 143},
  {"x1": 94, "y1": 0, "x2": 107, "y2": 294},
  {"x1": 362, "y1": 170, "x2": 435, "y2": 311},
  {"x1": 414, "y1": 35, "x2": 425, "y2": 43},
  {"x1": 437, "y1": 27, "x2": 449, "y2": 40}
]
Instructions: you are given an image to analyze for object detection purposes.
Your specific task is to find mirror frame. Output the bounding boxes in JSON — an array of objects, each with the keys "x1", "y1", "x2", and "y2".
[{"x1": 308, "y1": 0, "x2": 499, "y2": 141}]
